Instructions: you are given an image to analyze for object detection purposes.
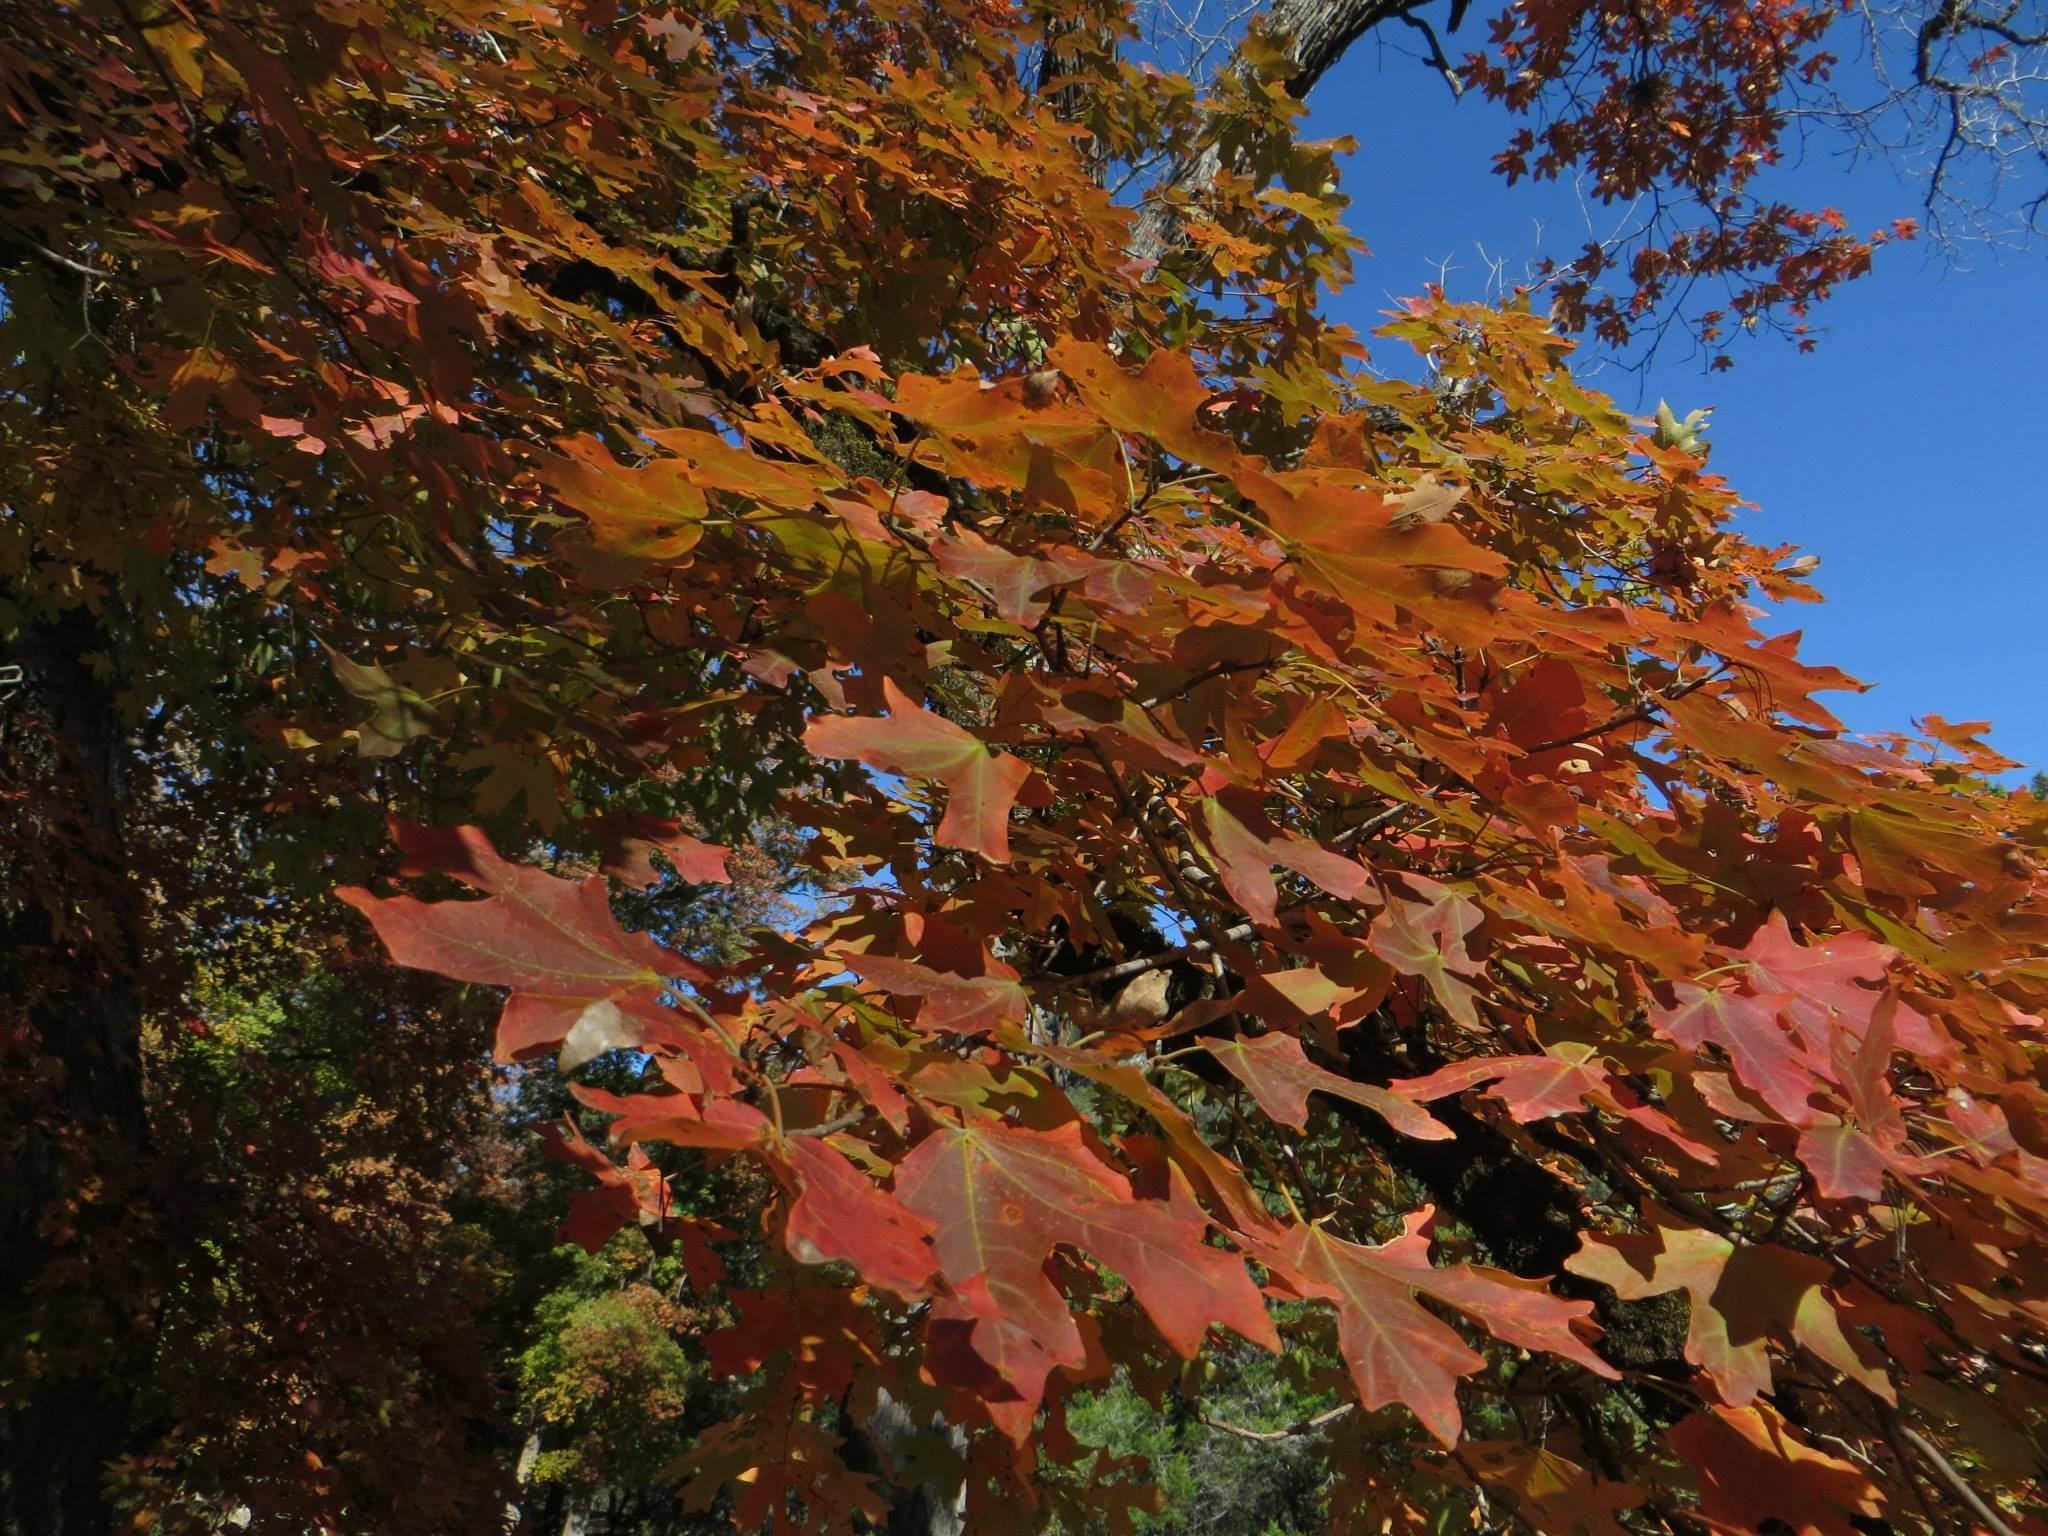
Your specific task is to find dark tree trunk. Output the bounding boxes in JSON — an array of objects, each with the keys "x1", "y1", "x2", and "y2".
[
  {"x1": 1034, "y1": 5, "x2": 1117, "y2": 181},
  {"x1": 0, "y1": 607, "x2": 149, "y2": 1536}
]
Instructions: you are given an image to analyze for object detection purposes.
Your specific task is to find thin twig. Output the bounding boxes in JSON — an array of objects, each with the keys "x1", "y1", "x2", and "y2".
[
  {"x1": 1895, "y1": 1420, "x2": 2020, "y2": 1536},
  {"x1": 1332, "y1": 800, "x2": 1414, "y2": 848},
  {"x1": 3, "y1": 233, "x2": 119, "y2": 283},
  {"x1": 1036, "y1": 798, "x2": 1410, "y2": 992},
  {"x1": 1041, "y1": 916, "x2": 1263, "y2": 993},
  {"x1": 1088, "y1": 433, "x2": 1147, "y2": 551},
  {"x1": 1872, "y1": 1405, "x2": 1948, "y2": 1536},
  {"x1": 1197, "y1": 1402, "x2": 1356, "y2": 1442},
  {"x1": 1086, "y1": 741, "x2": 1239, "y2": 955},
  {"x1": 1517, "y1": 668, "x2": 1724, "y2": 758},
  {"x1": 786, "y1": 1108, "x2": 866, "y2": 1139}
]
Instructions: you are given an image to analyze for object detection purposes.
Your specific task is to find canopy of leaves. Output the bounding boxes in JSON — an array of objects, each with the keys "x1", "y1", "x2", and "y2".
[{"x1": 2, "y1": 4, "x2": 2046, "y2": 1536}]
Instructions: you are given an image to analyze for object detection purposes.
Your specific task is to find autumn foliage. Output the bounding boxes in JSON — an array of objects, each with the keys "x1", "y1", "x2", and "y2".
[{"x1": 2, "y1": 3, "x2": 2046, "y2": 1536}]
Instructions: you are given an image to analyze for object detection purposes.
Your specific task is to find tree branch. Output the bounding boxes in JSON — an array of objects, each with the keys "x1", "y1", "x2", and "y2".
[
  {"x1": 1034, "y1": 797, "x2": 1415, "y2": 993},
  {"x1": 1197, "y1": 1401, "x2": 1357, "y2": 1440},
  {"x1": 1128, "y1": 0, "x2": 1421, "y2": 261},
  {"x1": 1894, "y1": 1420, "x2": 2021, "y2": 1536},
  {"x1": 0, "y1": 229, "x2": 122, "y2": 283},
  {"x1": 1397, "y1": 12, "x2": 1464, "y2": 97},
  {"x1": 1516, "y1": 668, "x2": 1724, "y2": 758}
]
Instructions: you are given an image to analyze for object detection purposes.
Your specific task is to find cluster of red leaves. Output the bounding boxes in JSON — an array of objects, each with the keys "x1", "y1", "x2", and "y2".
[
  {"x1": 343, "y1": 309, "x2": 2048, "y2": 1529},
  {"x1": 2, "y1": 2, "x2": 2044, "y2": 1535},
  {"x1": 1463, "y1": 0, "x2": 1909, "y2": 361}
]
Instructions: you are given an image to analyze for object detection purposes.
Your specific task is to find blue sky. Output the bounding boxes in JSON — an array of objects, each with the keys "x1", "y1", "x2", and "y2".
[{"x1": 1299, "y1": 43, "x2": 2047, "y2": 782}]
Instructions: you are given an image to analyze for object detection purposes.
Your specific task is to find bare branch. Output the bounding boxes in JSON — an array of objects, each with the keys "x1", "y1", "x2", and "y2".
[
  {"x1": 0, "y1": 229, "x2": 122, "y2": 283},
  {"x1": 1397, "y1": 11, "x2": 1464, "y2": 98},
  {"x1": 1197, "y1": 1402, "x2": 1357, "y2": 1440},
  {"x1": 1894, "y1": 1420, "x2": 2023, "y2": 1536}
]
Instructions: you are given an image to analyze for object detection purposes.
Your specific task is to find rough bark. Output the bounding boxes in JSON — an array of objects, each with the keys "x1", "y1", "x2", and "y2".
[
  {"x1": 503, "y1": 1427, "x2": 546, "y2": 1530},
  {"x1": 1036, "y1": 6, "x2": 1121, "y2": 186},
  {"x1": 876, "y1": 1391, "x2": 968, "y2": 1536},
  {"x1": 1128, "y1": 0, "x2": 1413, "y2": 262},
  {"x1": 842, "y1": 1387, "x2": 969, "y2": 1536}
]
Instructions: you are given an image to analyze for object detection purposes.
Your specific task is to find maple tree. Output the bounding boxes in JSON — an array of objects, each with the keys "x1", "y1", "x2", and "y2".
[{"x1": 3, "y1": 2, "x2": 2047, "y2": 1535}]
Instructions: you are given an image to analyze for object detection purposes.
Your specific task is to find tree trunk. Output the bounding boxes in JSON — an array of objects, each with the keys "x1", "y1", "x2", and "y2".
[
  {"x1": 1129, "y1": 0, "x2": 1410, "y2": 262},
  {"x1": 504, "y1": 1427, "x2": 546, "y2": 1529},
  {"x1": 0, "y1": 608, "x2": 148, "y2": 1536},
  {"x1": 846, "y1": 1387, "x2": 968, "y2": 1536},
  {"x1": 1035, "y1": 6, "x2": 1117, "y2": 181}
]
